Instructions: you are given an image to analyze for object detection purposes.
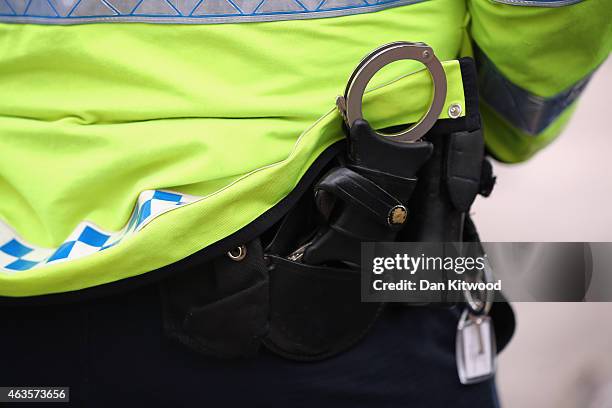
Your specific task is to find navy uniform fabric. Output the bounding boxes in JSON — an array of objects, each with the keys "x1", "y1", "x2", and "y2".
[{"x1": 0, "y1": 284, "x2": 498, "y2": 407}]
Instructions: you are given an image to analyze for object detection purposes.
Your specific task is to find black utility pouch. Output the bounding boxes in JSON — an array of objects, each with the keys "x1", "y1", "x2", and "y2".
[
  {"x1": 160, "y1": 238, "x2": 269, "y2": 358},
  {"x1": 264, "y1": 255, "x2": 383, "y2": 361}
]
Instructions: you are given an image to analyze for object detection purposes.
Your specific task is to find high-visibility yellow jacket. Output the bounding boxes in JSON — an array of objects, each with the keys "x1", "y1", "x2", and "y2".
[{"x1": 0, "y1": 0, "x2": 610, "y2": 297}]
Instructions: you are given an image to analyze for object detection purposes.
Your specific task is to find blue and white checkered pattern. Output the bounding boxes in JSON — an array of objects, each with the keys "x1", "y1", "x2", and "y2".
[{"x1": 0, "y1": 189, "x2": 199, "y2": 273}]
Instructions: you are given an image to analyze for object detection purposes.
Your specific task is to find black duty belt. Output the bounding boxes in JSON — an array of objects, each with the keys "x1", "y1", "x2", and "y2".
[{"x1": 160, "y1": 43, "x2": 514, "y2": 366}]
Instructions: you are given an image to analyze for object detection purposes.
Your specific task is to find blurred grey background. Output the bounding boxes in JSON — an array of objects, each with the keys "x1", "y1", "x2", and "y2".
[{"x1": 472, "y1": 58, "x2": 612, "y2": 407}]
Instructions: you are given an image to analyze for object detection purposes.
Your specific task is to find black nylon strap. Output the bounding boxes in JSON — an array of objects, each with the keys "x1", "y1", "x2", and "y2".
[{"x1": 445, "y1": 129, "x2": 485, "y2": 212}]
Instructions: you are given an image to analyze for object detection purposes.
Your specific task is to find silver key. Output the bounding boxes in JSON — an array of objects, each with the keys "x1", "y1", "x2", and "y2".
[{"x1": 456, "y1": 308, "x2": 497, "y2": 385}]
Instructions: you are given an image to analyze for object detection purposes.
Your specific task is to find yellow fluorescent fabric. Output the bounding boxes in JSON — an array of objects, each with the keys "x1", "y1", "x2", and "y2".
[
  {"x1": 480, "y1": 100, "x2": 577, "y2": 163},
  {"x1": 0, "y1": 60, "x2": 466, "y2": 297},
  {"x1": 467, "y1": 0, "x2": 611, "y2": 162},
  {"x1": 0, "y1": 0, "x2": 466, "y2": 249},
  {"x1": 469, "y1": 0, "x2": 611, "y2": 97}
]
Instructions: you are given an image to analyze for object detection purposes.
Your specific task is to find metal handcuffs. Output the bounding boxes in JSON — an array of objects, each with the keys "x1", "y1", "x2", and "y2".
[{"x1": 336, "y1": 41, "x2": 447, "y2": 143}]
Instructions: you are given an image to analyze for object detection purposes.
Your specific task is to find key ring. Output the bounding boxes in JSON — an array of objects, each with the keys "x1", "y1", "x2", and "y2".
[
  {"x1": 463, "y1": 255, "x2": 495, "y2": 316},
  {"x1": 336, "y1": 41, "x2": 447, "y2": 143}
]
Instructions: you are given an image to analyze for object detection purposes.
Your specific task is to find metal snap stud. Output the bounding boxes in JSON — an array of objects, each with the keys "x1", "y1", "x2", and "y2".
[
  {"x1": 388, "y1": 205, "x2": 408, "y2": 226},
  {"x1": 448, "y1": 103, "x2": 462, "y2": 119}
]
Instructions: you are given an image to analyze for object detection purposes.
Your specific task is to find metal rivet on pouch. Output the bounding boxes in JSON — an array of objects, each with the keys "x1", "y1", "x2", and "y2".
[
  {"x1": 448, "y1": 103, "x2": 462, "y2": 119},
  {"x1": 228, "y1": 245, "x2": 247, "y2": 261}
]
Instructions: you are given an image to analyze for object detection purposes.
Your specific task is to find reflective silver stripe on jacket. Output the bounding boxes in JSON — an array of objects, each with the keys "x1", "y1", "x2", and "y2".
[
  {"x1": 476, "y1": 47, "x2": 593, "y2": 135},
  {"x1": 0, "y1": 0, "x2": 427, "y2": 25}
]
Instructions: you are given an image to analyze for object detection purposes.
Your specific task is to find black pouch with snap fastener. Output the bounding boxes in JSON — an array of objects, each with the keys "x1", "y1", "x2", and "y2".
[{"x1": 160, "y1": 238, "x2": 269, "y2": 358}]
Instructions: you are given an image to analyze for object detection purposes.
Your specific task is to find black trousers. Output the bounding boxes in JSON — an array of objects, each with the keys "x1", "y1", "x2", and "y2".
[{"x1": 0, "y1": 284, "x2": 499, "y2": 407}]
